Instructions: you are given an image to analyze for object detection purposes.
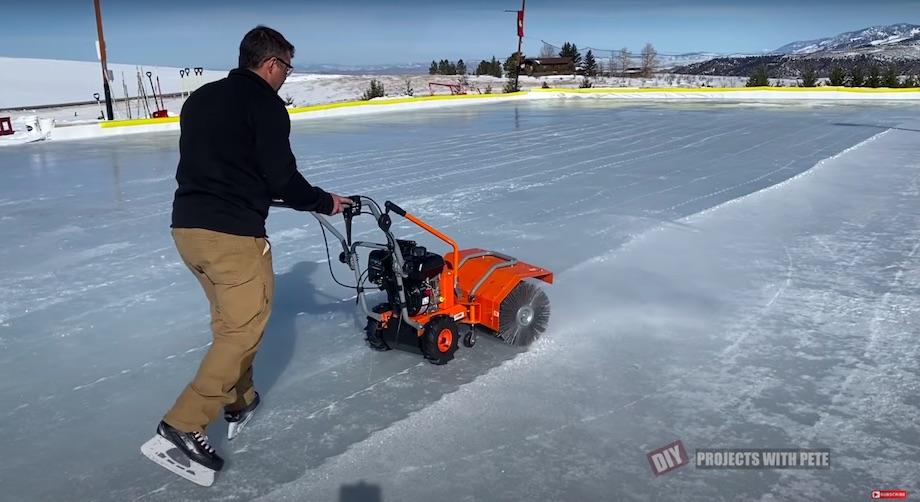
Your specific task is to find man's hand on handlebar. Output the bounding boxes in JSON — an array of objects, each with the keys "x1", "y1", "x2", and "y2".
[{"x1": 328, "y1": 193, "x2": 353, "y2": 215}]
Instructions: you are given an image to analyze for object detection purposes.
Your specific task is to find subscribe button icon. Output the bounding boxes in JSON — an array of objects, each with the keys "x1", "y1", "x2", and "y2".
[{"x1": 872, "y1": 490, "x2": 907, "y2": 499}]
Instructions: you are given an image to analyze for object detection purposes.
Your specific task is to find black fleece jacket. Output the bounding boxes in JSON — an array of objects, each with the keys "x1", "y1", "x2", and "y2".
[{"x1": 170, "y1": 68, "x2": 334, "y2": 237}]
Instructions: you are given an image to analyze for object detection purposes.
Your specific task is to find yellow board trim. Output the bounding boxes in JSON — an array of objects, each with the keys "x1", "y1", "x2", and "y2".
[
  {"x1": 94, "y1": 86, "x2": 920, "y2": 128},
  {"x1": 98, "y1": 92, "x2": 526, "y2": 128},
  {"x1": 99, "y1": 115, "x2": 180, "y2": 128},
  {"x1": 288, "y1": 91, "x2": 525, "y2": 114}
]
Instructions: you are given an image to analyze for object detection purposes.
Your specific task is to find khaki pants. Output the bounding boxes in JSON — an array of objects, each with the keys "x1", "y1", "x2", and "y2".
[{"x1": 164, "y1": 228, "x2": 274, "y2": 433}]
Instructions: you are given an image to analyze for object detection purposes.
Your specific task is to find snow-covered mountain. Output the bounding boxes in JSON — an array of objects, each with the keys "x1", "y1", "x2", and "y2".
[
  {"x1": 772, "y1": 23, "x2": 920, "y2": 55},
  {"x1": 671, "y1": 22, "x2": 920, "y2": 79},
  {"x1": 297, "y1": 24, "x2": 920, "y2": 76}
]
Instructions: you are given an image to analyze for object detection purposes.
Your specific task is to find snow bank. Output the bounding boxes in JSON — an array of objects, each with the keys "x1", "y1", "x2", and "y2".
[
  {"x1": 11, "y1": 86, "x2": 920, "y2": 145},
  {"x1": 37, "y1": 92, "x2": 533, "y2": 143}
]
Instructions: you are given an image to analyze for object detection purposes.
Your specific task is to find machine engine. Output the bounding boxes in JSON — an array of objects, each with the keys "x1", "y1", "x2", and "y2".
[{"x1": 367, "y1": 239, "x2": 444, "y2": 316}]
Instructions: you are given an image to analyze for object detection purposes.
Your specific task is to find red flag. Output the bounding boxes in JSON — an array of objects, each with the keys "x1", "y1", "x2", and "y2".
[{"x1": 517, "y1": 10, "x2": 524, "y2": 37}]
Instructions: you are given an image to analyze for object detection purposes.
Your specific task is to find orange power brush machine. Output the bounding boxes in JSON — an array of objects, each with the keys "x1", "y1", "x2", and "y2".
[{"x1": 273, "y1": 196, "x2": 553, "y2": 365}]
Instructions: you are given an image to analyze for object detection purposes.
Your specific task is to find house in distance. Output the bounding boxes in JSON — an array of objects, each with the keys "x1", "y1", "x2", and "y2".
[{"x1": 521, "y1": 56, "x2": 577, "y2": 76}]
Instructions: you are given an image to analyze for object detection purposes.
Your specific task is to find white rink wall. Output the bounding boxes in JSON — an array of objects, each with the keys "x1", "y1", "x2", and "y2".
[
  {"x1": 2, "y1": 56, "x2": 920, "y2": 146},
  {"x1": 28, "y1": 88, "x2": 920, "y2": 141},
  {"x1": 24, "y1": 86, "x2": 920, "y2": 144}
]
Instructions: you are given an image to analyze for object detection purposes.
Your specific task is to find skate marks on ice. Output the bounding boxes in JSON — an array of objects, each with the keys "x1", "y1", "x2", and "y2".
[
  {"x1": 1, "y1": 102, "x2": 918, "y2": 501},
  {"x1": 259, "y1": 125, "x2": 920, "y2": 501},
  {"x1": 34, "y1": 266, "x2": 524, "y2": 502},
  {"x1": 122, "y1": 337, "x2": 523, "y2": 501}
]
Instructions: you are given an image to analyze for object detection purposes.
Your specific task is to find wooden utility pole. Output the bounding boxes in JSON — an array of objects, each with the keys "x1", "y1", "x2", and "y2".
[
  {"x1": 94, "y1": 0, "x2": 114, "y2": 121},
  {"x1": 516, "y1": 0, "x2": 525, "y2": 90},
  {"x1": 505, "y1": 0, "x2": 526, "y2": 91}
]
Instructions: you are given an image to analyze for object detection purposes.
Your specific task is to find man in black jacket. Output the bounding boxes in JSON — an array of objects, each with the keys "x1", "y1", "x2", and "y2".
[{"x1": 141, "y1": 25, "x2": 352, "y2": 485}]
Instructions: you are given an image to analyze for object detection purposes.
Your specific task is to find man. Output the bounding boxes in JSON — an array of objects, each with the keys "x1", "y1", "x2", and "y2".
[{"x1": 140, "y1": 25, "x2": 352, "y2": 485}]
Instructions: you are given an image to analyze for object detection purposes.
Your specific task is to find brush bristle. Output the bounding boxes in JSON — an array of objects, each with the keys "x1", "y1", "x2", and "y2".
[{"x1": 498, "y1": 280, "x2": 550, "y2": 346}]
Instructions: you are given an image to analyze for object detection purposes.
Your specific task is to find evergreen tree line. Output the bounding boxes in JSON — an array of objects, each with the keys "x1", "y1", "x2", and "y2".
[
  {"x1": 428, "y1": 40, "x2": 660, "y2": 80},
  {"x1": 746, "y1": 63, "x2": 920, "y2": 88},
  {"x1": 429, "y1": 58, "x2": 504, "y2": 78},
  {"x1": 428, "y1": 54, "x2": 530, "y2": 79},
  {"x1": 538, "y1": 41, "x2": 659, "y2": 77},
  {"x1": 427, "y1": 47, "x2": 618, "y2": 80}
]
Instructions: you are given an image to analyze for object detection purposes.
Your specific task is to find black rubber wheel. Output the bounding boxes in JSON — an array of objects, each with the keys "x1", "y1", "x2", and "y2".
[
  {"x1": 364, "y1": 308, "x2": 391, "y2": 352},
  {"x1": 462, "y1": 329, "x2": 476, "y2": 347},
  {"x1": 420, "y1": 315, "x2": 460, "y2": 365}
]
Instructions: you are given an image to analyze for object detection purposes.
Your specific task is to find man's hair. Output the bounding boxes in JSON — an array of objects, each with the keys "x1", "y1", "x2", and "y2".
[{"x1": 238, "y1": 25, "x2": 295, "y2": 69}]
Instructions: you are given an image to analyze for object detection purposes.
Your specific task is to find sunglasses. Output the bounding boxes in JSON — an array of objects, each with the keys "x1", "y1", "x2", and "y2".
[{"x1": 273, "y1": 57, "x2": 294, "y2": 77}]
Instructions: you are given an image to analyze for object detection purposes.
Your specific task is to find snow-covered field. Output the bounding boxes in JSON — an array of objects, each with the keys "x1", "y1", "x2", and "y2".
[
  {"x1": 0, "y1": 57, "x2": 784, "y2": 127},
  {"x1": 1, "y1": 94, "x2": 918, "y2": 501},
  {"x1": 0, "y1": 57, "x2": 227, "y2": 110}
]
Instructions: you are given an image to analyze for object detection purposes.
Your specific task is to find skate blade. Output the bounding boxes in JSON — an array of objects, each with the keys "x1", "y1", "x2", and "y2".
[
  {"x1": 140, "y1": 435, "x2": 216, "y2": 487},
  {"x1": 227, "y1": 413, "x2": 255, "y2": 441}
]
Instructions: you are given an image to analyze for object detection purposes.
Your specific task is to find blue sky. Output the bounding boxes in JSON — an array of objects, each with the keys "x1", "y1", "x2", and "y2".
[{"x1": 0, "y1": 0, "x2": 915, "y2": 69}]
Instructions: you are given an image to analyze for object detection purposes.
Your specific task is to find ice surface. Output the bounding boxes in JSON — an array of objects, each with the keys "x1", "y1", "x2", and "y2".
[{"x1": 1, "y1": 100, "x2": 919, "y2": 501}]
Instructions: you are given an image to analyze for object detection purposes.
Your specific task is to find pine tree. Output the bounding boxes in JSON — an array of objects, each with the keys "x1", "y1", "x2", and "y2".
[
  {"x1": 866, "y1": 65, "x2": 880, "y2": 87},
  {"x1": 849, "y1": 67, "x2": 865, "y2": 87},
  {"x1": 559, "y1": 42, "x2": 582, "y2": 66},
  {"x1": 503, "y1": 52, "x2": 522, "y2": 79},
  {"x1": 456, "y1": 59, "x2": 467, "y2": 75},
  {"x1": 583, "y1": 50, "x2": 598, "y2": 77},
  {"x1": 429, "y1": 61, "x2": 438, "y2": 75},
  {"x1": 883, "y1": 66, "x2": 899, "y2": 88},
  {"x1": 361, "y1": 79, "x2": 385, "y2": 100},
  {"x1": 801, "y1": 66, "x2": 817, "y2": 87},
  {"x1": 490, "y1": 56, "x2": 502, "y2": 78},
  {"x1": 438, "y1": 59, "x2": 455, "y2": 75},
  {"x1": 746, "y1": 65, "x2": 769, "y2": 87},
  {"x1": 828, "y1": 65, "x2": 846, "y2": 86}
]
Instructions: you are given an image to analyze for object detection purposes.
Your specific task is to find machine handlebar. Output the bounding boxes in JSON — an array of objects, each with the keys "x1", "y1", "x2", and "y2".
[
  {"x1": 384, "y1": 200, "x2": 406, "y2": 216},
  {"x1": 271, "y1": 196, "x2": 408, "y2": 219}
]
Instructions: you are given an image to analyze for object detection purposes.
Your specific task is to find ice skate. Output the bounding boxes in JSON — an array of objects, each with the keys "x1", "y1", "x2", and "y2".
[
  {"x1": 225, "y1": 391, "x2": 260, "y2": 440},
  {"x1": 140, "y1": 420, "x2": 224, "y2": 487}
]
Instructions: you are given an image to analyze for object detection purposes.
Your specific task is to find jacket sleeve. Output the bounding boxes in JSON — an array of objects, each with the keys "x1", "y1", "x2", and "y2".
[{"x1": 253, "y1": 103, "x2": 334, "y2": 214}]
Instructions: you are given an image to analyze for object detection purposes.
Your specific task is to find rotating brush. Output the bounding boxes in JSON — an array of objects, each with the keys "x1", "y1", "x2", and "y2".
[{"x1": 498, "y1": 280, "x2": 550, "y2": 346}]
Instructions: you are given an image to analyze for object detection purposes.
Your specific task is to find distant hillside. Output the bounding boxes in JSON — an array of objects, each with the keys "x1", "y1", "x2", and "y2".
[
  {"x1": 772, "y1": 23, "x2": 920, "y2": 55},
  {"x1": 672, "y1": 24, "x2": 920, "y2": 79},
  {"x1": 671, "y1": 54, "x2": 920, "y2": 80},
  {"x1": 655, "y1": 52, "x2": 743, "y2": 69}
]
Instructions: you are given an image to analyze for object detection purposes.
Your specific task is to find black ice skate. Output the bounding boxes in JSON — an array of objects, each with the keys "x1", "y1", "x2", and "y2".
[
  {"x1": 225, "y1": 391, "x2": 260, "y2": 440},
  {"x1": 140, "y1": 420, "x2": 224, "y2": 486}
]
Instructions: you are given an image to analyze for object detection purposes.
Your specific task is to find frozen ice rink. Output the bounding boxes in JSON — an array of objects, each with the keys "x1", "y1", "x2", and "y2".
[{"x1": 2, "y1": 99, "x2": 919, "y2": 501}]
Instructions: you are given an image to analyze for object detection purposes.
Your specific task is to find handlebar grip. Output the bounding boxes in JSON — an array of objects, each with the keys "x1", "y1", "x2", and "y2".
[{"x1": 385, "y1": 201, "x2": 406, "y2": 216}]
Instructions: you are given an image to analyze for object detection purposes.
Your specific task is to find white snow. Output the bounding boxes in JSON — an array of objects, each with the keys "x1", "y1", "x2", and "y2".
[
  {"x1": 1, "y1": 56, "x2": 919, "y2": 501},
  {"x1": 0, "y1": 56, "x2": 227, "y2": 110},
  {"x1": 8, "y1": 56, "x2": 915, "y2": 134}
]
